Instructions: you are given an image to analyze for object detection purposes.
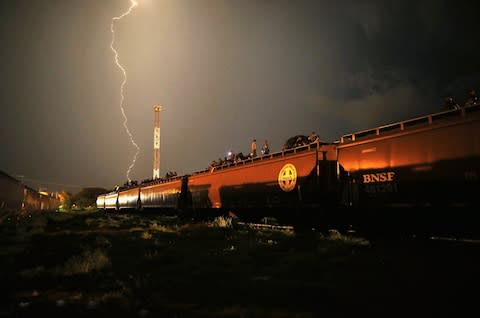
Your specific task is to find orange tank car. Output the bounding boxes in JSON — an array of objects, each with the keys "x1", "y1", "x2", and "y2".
[
  {"x1": 187, "y1": 143, "x2": 338, "y2": 221},
  {"x1": 337, "y1": 104, "x2": 480, "y2": 209}
]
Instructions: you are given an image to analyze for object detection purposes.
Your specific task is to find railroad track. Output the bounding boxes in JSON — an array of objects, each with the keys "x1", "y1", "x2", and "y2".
[
  {"x1": 429, "y1": 235, "x2": 480, "y2": 244},
  {"x1": 236, "y1": 221, "x2": 294, "y2": 231},
  {"x1": 236, "y1": 219, "x2": 480, "y2": 244}
]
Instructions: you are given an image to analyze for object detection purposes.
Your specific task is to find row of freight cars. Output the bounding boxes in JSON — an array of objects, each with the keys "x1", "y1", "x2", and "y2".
[
  {"x1": 97, "y1": 104, "x2": 480, "y2": 235},
  {"x1": 0, "y1": 170, "x2": 61, "y2": 214}
]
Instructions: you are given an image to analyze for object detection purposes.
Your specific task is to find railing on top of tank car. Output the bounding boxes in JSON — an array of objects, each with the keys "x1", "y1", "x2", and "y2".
[
  {"x1": 339, "y1": 103, "x2": 480, "y2": 144},
  {"x1": 280, "y1": 141, "x2": 323, "y2": 155},
  {"x1": 194, "y1": 141, "x2": 323, "y2": 174},
  {"x1": 139, "y1": 175, "x2": 182, "y2": 187}
]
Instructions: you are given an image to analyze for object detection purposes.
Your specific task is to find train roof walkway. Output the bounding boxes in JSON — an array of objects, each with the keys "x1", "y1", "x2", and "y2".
[{"x1": 339, "y1": 103, "x2": 480, "y2": 144}]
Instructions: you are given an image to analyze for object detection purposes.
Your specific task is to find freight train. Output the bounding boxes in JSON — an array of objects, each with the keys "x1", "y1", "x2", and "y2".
[
  {"x1": 0, "y1": 170, "x2": 61, "y2": 216},
  {"x1": 97, "y1": 104, "x2": 480, "y2": 236}
]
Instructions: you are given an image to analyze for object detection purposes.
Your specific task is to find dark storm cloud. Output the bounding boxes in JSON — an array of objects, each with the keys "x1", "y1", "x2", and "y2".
[
  {"x1": 342, "y1": 0, "x2": 480, "y2": 94},
  {"x1": 1, "y1": 0, "x2": 479, "y2": 193}
]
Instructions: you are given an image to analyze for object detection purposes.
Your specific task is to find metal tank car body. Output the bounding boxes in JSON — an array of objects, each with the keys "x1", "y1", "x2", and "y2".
[
  {"x1": 99, "y1": 143, "x2": 340, "y2": 223},
  {"x1": 96, "y1": 194, "x2": 105, "y2": 210},
  {"x1": 104, "y1": 192, "x2": 119, "y2": 210},
  {"x1": 139, "y1": 177, "x2": 184, "y2": 210},
  {"x1": 118, "y1": 187, "x2": 140, "y2": 210},
  {"x1": 335, "y1": 104, "x2": 480, "y2": 236},
  {"x1": 187, "y1": 143, "x2": 339, "y2": 222},
  {"x1": 98, "y1": 177, "x2": 186, "y2": 212},
  {"x1": 337, "y1": 104, "x2": 480, "y2": 209}
]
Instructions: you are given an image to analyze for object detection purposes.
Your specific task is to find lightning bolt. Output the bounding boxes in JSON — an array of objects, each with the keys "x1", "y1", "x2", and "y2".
[{"x1": 110, "y1": 0, "x2": 139, "y2": 183}]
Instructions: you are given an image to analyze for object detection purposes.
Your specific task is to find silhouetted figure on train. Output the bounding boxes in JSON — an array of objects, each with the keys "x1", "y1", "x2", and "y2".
[
  {"x1": 444, "y1": 96, "x2": 461, "y2": 110},
  {"x1": 283, "y1": 135, "x2": 309, "y2": 150},
  {"x1": 165, "y1": 171, "x2": 177, "y2": 178},
  {"x1": 237, "y1": 152, "x2": 247, "y2": 161},
  {"x1": 261, "y1": 140, "x2": 270, "y2": 155},
  {"x1": 308, "y1": 131, "x2": 319, "y2": 143},
  {"x1": 465, "y1": 89, "x2": 478, "y2": 107}
]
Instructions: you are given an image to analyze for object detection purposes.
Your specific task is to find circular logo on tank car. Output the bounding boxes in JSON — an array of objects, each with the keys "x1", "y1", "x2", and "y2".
[{"x1": 278, "y1": 163, "x2": 297, "y2": 192}]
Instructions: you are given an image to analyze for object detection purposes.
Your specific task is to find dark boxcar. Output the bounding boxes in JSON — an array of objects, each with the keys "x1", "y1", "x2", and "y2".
[
  {"x1": 0, "y1": 171, "x2": 24, "y2": 212},
  {"x1": 188, "y1": 144, "x2": 338, "y2": 222},
  {"x1": 337, "y1": 105, "x2": 480, "y2": 209},
  {"x1": 23, "y1": 186, "x2": 42, "y2": 211},
  {"x1": 38, "y1": 192, "x2": 58, "y2": 211},
  {"x1": 1, "y1": 171, "x2": 59, "y2": 214}
]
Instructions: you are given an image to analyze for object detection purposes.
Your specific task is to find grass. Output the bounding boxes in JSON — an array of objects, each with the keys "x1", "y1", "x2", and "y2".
[{"x1": 0, "y1": 210, "x2": 478, "y2": 318}]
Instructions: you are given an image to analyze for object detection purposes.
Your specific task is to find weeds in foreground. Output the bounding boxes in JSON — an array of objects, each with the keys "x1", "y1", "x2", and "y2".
[
  {"x1": 56, "y1": 248, "x2": 111, "y2": 275},
  {"x1": 209, "y1": 216, "x2": 233, "y2": 228},
  {"x1": 325, "y1": 229, "x2": 370, "y2": 246},
  {"x1": 141, "y1": 231, "x2": 153, "y2": 240},
  {"x1": 149, "y1": 222, "x2": 177, "y2": 233}
]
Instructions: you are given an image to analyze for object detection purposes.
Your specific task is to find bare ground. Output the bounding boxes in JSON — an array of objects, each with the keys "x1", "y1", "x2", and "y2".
[{"x1": 0, "y1": 210, "x2": 478, "y2": 318}]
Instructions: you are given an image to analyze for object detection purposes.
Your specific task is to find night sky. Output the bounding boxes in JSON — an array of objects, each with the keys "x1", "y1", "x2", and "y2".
[{"x1": 1, "y1": 0, "x2": 479, "y2": 194}]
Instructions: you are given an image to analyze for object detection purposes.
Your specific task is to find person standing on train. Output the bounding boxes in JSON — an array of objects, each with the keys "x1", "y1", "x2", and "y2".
[
  {"x1": 308, "y1": 131, "x2": 319, "y2": 143},
  {"x1": 464, "y1": 89, "x2": 478, "y2": 107},
  {"x1": 445, "y1": 96, "x2": 461, "y2": 110},
  {"x1": 261, "y1": 139, "x2": 270, "y2": 155},
  {"x1": 251, "y1": 139, "x2": 257, "y2": 157}
]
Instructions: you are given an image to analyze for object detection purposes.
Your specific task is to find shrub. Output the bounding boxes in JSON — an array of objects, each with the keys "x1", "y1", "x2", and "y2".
[
  {"x1": 209, "y1": 216, "x2": 233, "y2": 228},
  {"x1": 141, "y1": 231, "x2": 153, "y2": 240},
  {"x1": 60, "y1": 248, "x2": 110, "y2": 275},
  {"x1": 149, "y1": 222, "x2": 177, "y2": 233}
]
